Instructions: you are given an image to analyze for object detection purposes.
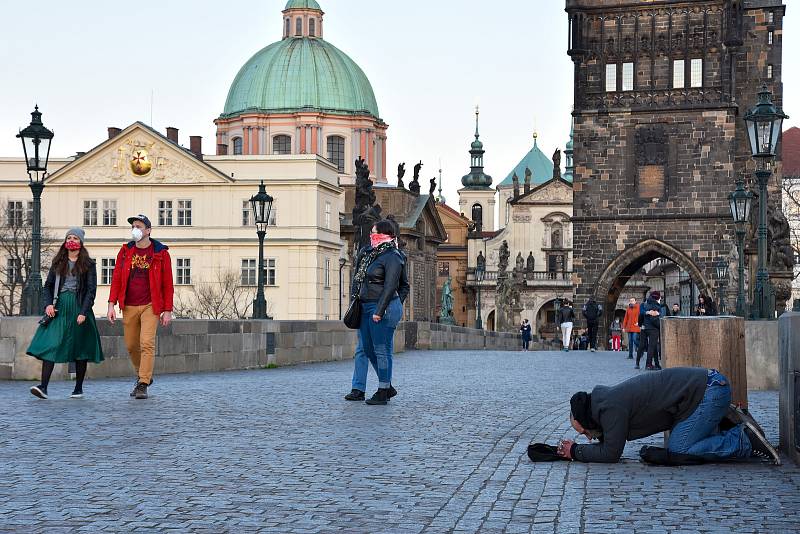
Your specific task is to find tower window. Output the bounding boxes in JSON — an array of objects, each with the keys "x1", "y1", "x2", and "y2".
[
  {"x1": 273, "y1": 134, "x2": 291, "y2": 155},
  {"x1": 285, "y1": 18, "x2": 290, "y2": 37},
  {"x1": 767, "y1": 11, "x2": 774, "y2": 24},
  {"x1": 690, "y1": 59, "x2": 703, "y2": 88},
  {"x1": 605, "y1": 64, "x2": 617, "y2": 92},
  {"x1": 673, "y1": 60, "x2": 685, "y2": 88},
  {"x1": 471, "y1": 203, "x2": 483, "y2": 232},
  {"x1": 622, "y1": 62, "x2": 634, "y2": 91},
  {"x1": 768, "y1": 31, "x2": 773, "y2": 45},
  {"x1": 232, "y1": 137, "x2": 243, "y2": 156},
  {"x1": 295, "y1": 17, "x2": 302, "y2": 36},
  {"x1": 309, "y1": 18, "x2": 316, "y2": 37},
  {"x1": 327, "y1": 136, "x2": 345, "y2": 172},
  {"x1": 767, "y1": 64, "x2": 773, "y2": 79}
]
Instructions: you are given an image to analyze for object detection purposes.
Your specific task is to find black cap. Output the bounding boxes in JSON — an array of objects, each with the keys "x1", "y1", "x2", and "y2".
[{"x1": 127, "y1": 214, "x2": 152, "y2": 228}]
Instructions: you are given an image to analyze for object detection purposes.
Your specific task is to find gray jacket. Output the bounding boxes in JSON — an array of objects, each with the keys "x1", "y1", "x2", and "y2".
[{"x1": 573, "y1": 367, "x2": 708, "y2": 463}]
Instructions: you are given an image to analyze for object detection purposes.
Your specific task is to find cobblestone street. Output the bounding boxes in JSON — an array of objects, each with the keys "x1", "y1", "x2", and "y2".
[{"x1": 1, "y1": 350, "x2": 798, "y2": 533}]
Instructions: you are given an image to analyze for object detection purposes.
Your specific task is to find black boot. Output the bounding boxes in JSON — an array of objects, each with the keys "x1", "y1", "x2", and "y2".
[
  {"x1": 387, "y1": 385, "x2": 397, "y2": 400},
  {"x1": 365, "y1": 388, "x2": 390, "y2": 405},
  {"x1": 344, "y1": 389, "x2": 365, "y2": 401}
]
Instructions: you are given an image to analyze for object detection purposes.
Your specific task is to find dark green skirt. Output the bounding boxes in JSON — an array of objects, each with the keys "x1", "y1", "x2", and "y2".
[{"x1": 26, "y1": 291, "x2": 104, "y2": 364}]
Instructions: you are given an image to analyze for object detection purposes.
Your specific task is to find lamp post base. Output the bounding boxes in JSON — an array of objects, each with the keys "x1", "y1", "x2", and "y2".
[
  {"x1": 750, "y1": 274, "x2": 775, "y2": 320},
  {"x1": 21, "y1": 280, "x2": 43, "y2": 316}
]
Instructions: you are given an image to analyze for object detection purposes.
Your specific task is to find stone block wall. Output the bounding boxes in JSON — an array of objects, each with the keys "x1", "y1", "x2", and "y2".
[{"x1": 779, "y1": 311, "x2": 800, "y2": 464}]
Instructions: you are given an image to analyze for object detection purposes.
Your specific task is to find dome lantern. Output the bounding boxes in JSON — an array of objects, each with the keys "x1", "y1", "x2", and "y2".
[{"x1": 282, "y1": 0, "x2": 324, "y2": 39}]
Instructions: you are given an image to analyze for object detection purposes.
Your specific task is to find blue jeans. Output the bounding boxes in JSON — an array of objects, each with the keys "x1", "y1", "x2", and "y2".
[
  {"x1": 667, "y1": 371, "x2": 752, "y2": 460},
  {"x1": 627, "y1": 332, "x2": 638, "y2": 358},
  {"x1": 355, "y1": 298, "x2": 402, "y2": 389}
]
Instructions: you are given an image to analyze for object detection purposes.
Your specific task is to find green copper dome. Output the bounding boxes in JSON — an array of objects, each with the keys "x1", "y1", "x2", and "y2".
[
  {"x1": 285, "y1": 0, "x2": 321, "y2": 9},
  {"x1": 221, "y1": 38, "x2": 380, "y2": 118},
  {"x1": 498, "y1": 138, "x2": 558, "y2": 187}
]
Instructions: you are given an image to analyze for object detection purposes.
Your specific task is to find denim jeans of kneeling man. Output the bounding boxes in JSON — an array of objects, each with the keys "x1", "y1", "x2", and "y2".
[{"x1": 352, "y1": 297, "x2": 402, "y2": 391}]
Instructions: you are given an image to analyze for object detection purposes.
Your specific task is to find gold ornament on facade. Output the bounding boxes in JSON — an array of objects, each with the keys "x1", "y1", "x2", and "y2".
[{"x1": 130, "y1": 147, "x2": 152, "y2": 176}]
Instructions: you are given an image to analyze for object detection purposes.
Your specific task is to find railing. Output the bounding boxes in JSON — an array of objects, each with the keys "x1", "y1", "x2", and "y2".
[{"x1": 466, "y1": 270, "x2": 572, "y2": 285}]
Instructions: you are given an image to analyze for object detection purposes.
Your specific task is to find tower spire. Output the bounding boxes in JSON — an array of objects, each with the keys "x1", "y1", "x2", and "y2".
[{"x1": 474, "y1": 105, "x2": 480, "y2": 140}]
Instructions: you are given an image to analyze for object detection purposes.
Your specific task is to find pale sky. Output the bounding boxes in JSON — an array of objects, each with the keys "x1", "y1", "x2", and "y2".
[{"x1": 1, "y1": 0, "x2": 798, "y2": 208}]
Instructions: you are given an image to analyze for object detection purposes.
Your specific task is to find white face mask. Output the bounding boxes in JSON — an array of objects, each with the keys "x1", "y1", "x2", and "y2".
[{"x1": 131, "y1": 228, "x2": 144, "y2": 242}]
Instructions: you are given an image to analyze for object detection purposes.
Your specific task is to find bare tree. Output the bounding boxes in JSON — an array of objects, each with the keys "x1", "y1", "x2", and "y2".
[
  {"x1": 782, "y1": 176, "x2": 800, "y2": 282},
  {"x1": 0, "y1": 200, "x2": 57, "y2": 316},
  {"x1": 173, "y1": 269, "x2": 271, "y2": 320}
]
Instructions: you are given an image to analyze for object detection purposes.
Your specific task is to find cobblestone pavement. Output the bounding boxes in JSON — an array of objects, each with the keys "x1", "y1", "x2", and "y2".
[{"x1": 2, "y1": 350, "x2": 798, "y2": 533}]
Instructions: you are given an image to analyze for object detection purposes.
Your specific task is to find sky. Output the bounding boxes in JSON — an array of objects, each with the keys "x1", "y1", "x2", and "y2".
[{"x1": 1, "y1": 0, "x2": 798, "y2": 209}]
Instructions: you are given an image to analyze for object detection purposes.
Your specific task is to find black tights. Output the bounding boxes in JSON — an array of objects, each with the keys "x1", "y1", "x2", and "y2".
[{"x1": 39, "y1": 360, "x2": 87, "y2": 391}]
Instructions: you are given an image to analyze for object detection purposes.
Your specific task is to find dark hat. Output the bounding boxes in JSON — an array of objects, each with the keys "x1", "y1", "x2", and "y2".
[
  {"x1": 127, "y1": 214, "x2": 152, "y2": 228},
  {"x1": 650, "y1": 291, "x2": 661, "y2": 300},
  {"x1": 570, "y1": 391, "x2": 598, "y2": 430}
]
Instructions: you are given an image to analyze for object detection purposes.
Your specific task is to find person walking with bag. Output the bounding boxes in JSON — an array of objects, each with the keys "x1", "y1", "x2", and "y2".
[
  {"x1": 107, "y1": 215, "x2": 174, "y2": 400},
  {"x1": 27, "y1": 228, "x2": 104, "y2": 399},
  {"x1": 582, "y1": 296, "x2": 601, "y2": 352},
  {"x1": 519, "y1": 319, "x2": 532, "y2": 351},
  {"x1": 343, "y1": 220, "x2": 408, "y2": 405},
  {"x1": 558, "y1": 300, "x2": 575, "y2": 352}
]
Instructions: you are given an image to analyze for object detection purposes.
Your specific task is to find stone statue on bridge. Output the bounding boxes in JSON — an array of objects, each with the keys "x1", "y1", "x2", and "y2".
[
  {"x1": 352, "y1": 157, "x2": 382, "y2": 251},
  {"x1": 439, "y1": 277, "x2": 455, "y2": 325},
  {"x1": 397, "y1": 162, "x2": 406, "y2": 189},
  {"x1": 498, "y1": 240, "x2": 510, "y2": 274}
]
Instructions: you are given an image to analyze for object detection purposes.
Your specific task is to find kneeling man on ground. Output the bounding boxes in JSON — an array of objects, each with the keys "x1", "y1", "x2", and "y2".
[{"x1": 556, "y1": 367, "x2": 779, "y2": 464}]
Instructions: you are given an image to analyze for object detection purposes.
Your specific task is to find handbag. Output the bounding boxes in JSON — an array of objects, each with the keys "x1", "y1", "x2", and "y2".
[
  {"x1": 343, "y1": 294, "x2": 361, "y2": 329},
  {"x1": 38, "y1": 274, "x2": 61, "y2": 328},
  {"x1": 527, "y1": 442, "x2": 571, "y2": 462}
]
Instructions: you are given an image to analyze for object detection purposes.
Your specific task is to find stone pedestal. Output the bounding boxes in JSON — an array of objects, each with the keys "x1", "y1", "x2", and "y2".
[
  {"x1": 779, "y1": 311, "x2": 800, "y2": 465},
  {"x1": 661, "y1": 317, "x2": 748, "y2": 409}
]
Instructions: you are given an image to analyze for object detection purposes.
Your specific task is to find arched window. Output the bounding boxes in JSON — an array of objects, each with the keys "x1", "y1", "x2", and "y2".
[
  {"x1": 552, "y1": 223, "x2": 563, "y2": 248},
  {"x1": 471, "y1": 203, "x2": 483, "y2": 232},
  {"x1": 273, "y1": 134, "x2": 291, "y2": 155},
  {"x1": 326, "y1": 135, "x2": 345, "y2": 172},
  {"x1": 295, "y1": 17, "x2": 303, "y2": 36},
  {"x1": 232, "y1": 137, "x2": 243, "y2": 156},
  {"x1": 284, "y1": 18, "x2": 290, "y2": 37},
  {"x1": 309, "y1": 18, "x2": 316, "y2": 37}
]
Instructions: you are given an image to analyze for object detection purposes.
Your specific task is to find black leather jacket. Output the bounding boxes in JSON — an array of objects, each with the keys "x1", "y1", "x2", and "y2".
[
  {"x1": 42, "y1": 259, "x2": 97, "y2": 316},
  {"x1": 353, "y1": 247, "x2": 410, "y2": 317},
  {"x1": 558, "y1": 305, "x2": 575, "y2": 324}
]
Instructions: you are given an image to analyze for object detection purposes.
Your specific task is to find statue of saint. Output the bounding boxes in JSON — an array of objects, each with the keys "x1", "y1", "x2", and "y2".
[
  {"x1": 552, "y1": 149, "x2": 562, "y2": 179},
  {"x1": 526, "y1": 251, "x2": 535, "y2": 272},
  {"x1": 430, "y1": 176, "x2": 437, "y2": 196},
  {"x1": 397, "y1": 162, "x2": 406, "y2": 188},
  {"x1": 515, "y1": 252, "x2": 524, "y2": 271},
  {"x1": 498, "y1": 240, "x2": 510, "y2": 273},
  {"x1": 439, "y1": 277, "x2": 454, "y2": 322},
  {"x1": 477, "y1": 250, "x2": 486, "y2": 270}
]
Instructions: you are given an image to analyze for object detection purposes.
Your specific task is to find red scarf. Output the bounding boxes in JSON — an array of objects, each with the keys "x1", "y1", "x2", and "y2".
[{"x1": 370, "y1": 233, "x2": 394, "y2": 248}]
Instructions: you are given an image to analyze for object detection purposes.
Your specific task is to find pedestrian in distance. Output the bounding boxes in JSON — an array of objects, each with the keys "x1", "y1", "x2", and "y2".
[
  {"x1": 344, "y1": 219, "x2": 409, "y2": 405},
  {"x1": 556, "y1": 367, "x2": 779, "y2": 465},
  {"x1": 610, "y1": 317, "x2": 623, "y2": 351},
  {"x1": 582, "y1": 296, "x2": 601, "y2": 352},
  {"x1": 519, "y1": 319, "x2": 532, "y2": 351},
  {"x1": 668, "y1": 303, "x2": 682, "y2": 317},
  {"x1": 638, "y1": 291, "x2": 666, "y2": 370},
  {"x1": 558, "y1": 300, "x2": 576, "y2": 352},
  {"x1": 578, "y1": 330, "x2": 589, "y2": 351},
  {"x1": 107, "y1": 215, "x2": 174, "y2": 400},
  {"x1": 622, "y1": 297, "x2": 640, "y2": 361},
  {"x1": 27, "y1": 228, "x2": 104, "y2": 399},
  {"x1": 695, "y1": 294, "x2": 717, "y2": 316}
]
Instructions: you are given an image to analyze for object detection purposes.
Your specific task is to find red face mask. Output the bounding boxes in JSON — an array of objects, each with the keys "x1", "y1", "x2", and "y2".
[
  {"x1": 65, "y1": 241, "x2": 82, "y2": 251},
  {"x1": 370, "y1": 233, "x2": 394, "y2": 248}
]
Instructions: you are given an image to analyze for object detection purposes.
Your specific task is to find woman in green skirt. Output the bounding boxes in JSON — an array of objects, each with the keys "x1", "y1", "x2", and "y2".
[{"x1": 27, "y1": 227, "x2": 104, "y2": 399}]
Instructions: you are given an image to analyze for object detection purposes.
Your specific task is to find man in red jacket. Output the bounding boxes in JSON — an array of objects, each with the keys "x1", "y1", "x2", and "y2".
[
  {"x1": 107, "y1": 214, "x2": 174, "y2": 399},
  {"x1": 621, "y1": 297, "x2": 641, "y2": 363}
]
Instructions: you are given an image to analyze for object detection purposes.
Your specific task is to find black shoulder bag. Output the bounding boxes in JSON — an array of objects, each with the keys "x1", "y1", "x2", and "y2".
[{"x1": 38, "y1": 274, "x2": 61, "y2": 328}]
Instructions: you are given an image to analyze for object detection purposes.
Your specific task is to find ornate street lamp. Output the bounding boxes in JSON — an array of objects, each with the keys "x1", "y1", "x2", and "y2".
[
  {"x1": 715, "y1": 257, "x2": 729, "y2": 315},
  {"x1": 249, "y1": 181, "x2": 274, "y2": 319},
  {"x1": 474, "y1": 262, "x2": 485, "y2": 330},
  {"x1": 338, "y1": 257, "x2": 347, "y2": 320},
  {"x1": 743, "y1": 84, "x2": 788, "y2": 320},
  {"x1": 16, "y1": 106, "x2": 54, "y2": 316},
  {"x1": 729, "y1": 178, "x2": 753, "y2": 317}
]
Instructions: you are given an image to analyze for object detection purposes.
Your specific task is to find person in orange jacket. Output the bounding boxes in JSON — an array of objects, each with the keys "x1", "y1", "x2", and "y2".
[{"x1": 621, "y1": 297, "x2": 641, "y2": 361}]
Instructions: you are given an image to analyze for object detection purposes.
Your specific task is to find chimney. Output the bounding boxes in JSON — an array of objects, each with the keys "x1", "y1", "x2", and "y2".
[
  {"x1": 190, "y1": 136, "x2": 203, "y2": 160},
  {"x1": 166, "y1": 127, "x2": 179, "y2": 144},
  {"x1": 217, "y1": 143, "x2": 228, "y2": 156},
  {"x1": 107, "y1": 127, "x2": 121, "y2": 139}
]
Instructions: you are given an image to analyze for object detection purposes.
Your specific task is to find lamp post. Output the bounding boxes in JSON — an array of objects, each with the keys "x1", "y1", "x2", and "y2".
[
  {"x1": 728, "y1": 178, "x2": 753, "y2": 317},
  {"x1": 17, "y1": 106, "x2": 54, "y2": 316},
  {"x1": 715, "y1": 257, "x2": 729, "y2": 315},
  {"x1": 474, "y1": 263, "x2": 485, "y2": 330},
  {"x1": 743, "y1": 84, "x2": 788, "y2": 320},
  {"x1": 338, "y1": 257, "x2": 347, "y2": 319},
  {"x1": 249, "y1": 181, "x2": 274, "y2": 319}
]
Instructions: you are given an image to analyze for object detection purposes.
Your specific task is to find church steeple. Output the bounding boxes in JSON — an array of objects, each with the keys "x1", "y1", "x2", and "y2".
[
  {"x1": 564, "y1": 119, "x2": 574, "y2": 182},
  {"x1": 461, "y1": 106, "x2": 493, "y2": 189}
]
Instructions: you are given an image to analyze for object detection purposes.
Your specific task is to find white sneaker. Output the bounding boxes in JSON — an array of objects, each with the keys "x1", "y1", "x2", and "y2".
[
  {"x1": 30, "y1": 386, "x2": 48, "y2": 399},
  {"x1": 70, "y1": 391, "x2": 84, "y2": 399}
]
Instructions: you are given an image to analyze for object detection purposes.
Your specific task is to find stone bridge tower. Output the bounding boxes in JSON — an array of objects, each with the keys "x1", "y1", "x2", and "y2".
[{"x1": 565, "y1": 0, "x2": 785, "y2": 339}]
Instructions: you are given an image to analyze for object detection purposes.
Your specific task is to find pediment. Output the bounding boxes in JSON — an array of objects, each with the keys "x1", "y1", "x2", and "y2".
[
  {"x1": 47, "y1": 123, "x2": 233, "y2": 186},
  {"x1": 515, "y1": 179, "x2": 573, "y2": 204}
]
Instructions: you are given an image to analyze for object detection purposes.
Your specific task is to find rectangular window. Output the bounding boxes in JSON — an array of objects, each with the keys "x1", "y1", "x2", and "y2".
[
  {"x1": 268, "y1": 203, "x2": 277, "y2": 226},
  {"x1": 767, "y1": 64, "x2": 774, "y2": 79},
  {"x1": 242, "y1": 200, "x2": 252, "y2": 226},
  {"x1": 83, "y1": 200, "x2": 98, "y2": 226},
  {"x1": 767, "y1": 11, "x2": 774, "y2": 24},
  {"x1": 177, "y1": 200, "x2": 192, "y2": 226},
  {"x1": 158, "y1": 200, "x2": 173, "y2": 226},
  {"x1": 241, "y1": 258, "x2": 257, "y2": 286},
  {"x1": 25, "y1": 201, "x2": 33, "y2": 225},
  {"x1": 6, "y1": 258, "x2": 22, "y2": 284},
  {"x1": 605, "y1": 64, "x2": 617, "y2": 92},
  {"x1": 673, "y1": 60, "x2": 685, "y2": 88},
  {"x1": 265, "y1": 258, "x2": 277, "y2": 286},
  {"x1": 176, "y1": 258, "x2": 192, "y2": 285},
  {"x1": 768, "y1": 31, "x2": 773, "y2": 45},
  {"x1": 324, "y1": 201, "x2": 331, "y2": 230},
  {"x1": 690, "y1": 59, "x2": 703, "y2": 88},
  {"x1": 101, "y1": 258, "x2": 116, "y2": 285},
  {"x1": 622, "y1": 62, "x2": 634, "y2": 91},
  {"x1": 438, "y1": 261, "x2": 450, "y2": 277},
  {"x1": 324, "y1": 258, "x2": 331, "y2": 288},
  {"x1": 102, "y1": 200, "x2": 117, "y2": 226},
  {"x1": 6, "y1": 201, "x2": 23, "y2": 226}
]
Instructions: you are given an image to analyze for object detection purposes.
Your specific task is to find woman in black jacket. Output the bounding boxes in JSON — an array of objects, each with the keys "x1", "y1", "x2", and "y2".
[
  {"x1": 27, "y1": 228, "x2": 104, "y2": 399},
  {"x1": 347, "y1": 219, "x2": 409, "y2": 405}
]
